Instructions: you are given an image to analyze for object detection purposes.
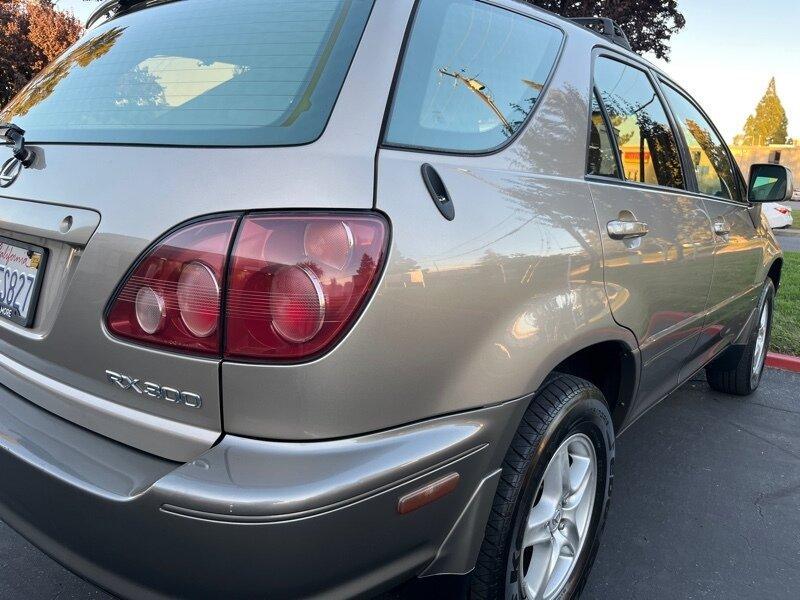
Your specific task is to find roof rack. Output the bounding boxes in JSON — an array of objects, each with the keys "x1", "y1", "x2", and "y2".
[{"x1": 570, "y1": 18, "x2": 633, "y2": 52}]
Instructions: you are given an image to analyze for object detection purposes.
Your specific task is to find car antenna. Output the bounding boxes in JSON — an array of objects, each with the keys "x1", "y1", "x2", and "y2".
[{"x1": 0, "y1": 123, "x2": 37, "y2": 168}]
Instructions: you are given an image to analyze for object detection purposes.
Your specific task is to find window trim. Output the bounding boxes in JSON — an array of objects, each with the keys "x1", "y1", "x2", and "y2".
[
  {"x1": 586, "y1": 86, "x2": 624, "y2": 179},
  {"x1": 587, "y1": 173, "x2": 754, "y2": 210},
  {"x1": 588, "y1": 49, "x2": 690, "y2": 193},
  {"x1": 379, "y1": 0, "x2": 567, "y2": 158},
  {"x1": 656, "y1": 77, "x2": 748, "y2": 205}
]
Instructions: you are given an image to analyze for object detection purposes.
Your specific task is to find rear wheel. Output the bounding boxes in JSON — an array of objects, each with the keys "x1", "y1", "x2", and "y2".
[
  {"x1": 706, "y1": 279, "x2": 774, "y2": 396},
  {"x1": 469, "y1": 374, "x2": 614, "y2": 600}
]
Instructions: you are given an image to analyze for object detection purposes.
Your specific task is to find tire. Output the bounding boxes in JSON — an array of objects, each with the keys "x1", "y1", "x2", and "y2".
[
  {"x1": 469, "y1": 374, "x2": 614, "y2": 600},
  {"x1": 706, "y1": 279, "x2": 775, "y2": 396}
]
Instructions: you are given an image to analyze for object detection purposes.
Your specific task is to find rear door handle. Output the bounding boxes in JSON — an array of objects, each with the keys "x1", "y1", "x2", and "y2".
[
  {"x1": 713, "y1": 219, "x2": 731, "y2": 236},
  {"x1": 607, "y1": 220, "x2": 650, "y2": 240}
]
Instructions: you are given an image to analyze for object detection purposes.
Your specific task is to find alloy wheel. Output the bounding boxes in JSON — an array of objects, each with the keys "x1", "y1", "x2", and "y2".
[
  {"x1": 515, "y1": 433, "x2": 597, "y2": 600},
  {"x1": 751, "y1": 301, "x2": 770, "y2": 388}
]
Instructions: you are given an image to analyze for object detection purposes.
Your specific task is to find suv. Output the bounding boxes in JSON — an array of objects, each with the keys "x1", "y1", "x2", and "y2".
[{"x1": 0, "y1": 1, "x2": 790, "y2": 598}]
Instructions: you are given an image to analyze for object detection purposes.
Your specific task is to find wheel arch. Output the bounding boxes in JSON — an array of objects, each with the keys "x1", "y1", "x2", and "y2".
[
  {"x1": 423, "y1": 334, "x2": 639, "y2": 579},
  {"x1": 551, "y1": 339, "x2": 638, "y2": 431},
  {"x1": 767, "y1": 257, "x2": 783, "y2": 291}
]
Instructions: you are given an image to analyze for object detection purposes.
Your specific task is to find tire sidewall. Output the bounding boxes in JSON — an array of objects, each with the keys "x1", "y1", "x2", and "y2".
[{"x1": 504, "y1": 390, "x2": 614, "y2": 600}]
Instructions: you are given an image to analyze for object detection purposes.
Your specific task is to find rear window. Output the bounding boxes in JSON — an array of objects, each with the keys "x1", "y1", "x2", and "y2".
[
  {"x1": 384, "y1": 0, "x2": 563, "y2": 154},
  {"x1": 0, "y1": 0, "x2": 374, "y2": 147}
]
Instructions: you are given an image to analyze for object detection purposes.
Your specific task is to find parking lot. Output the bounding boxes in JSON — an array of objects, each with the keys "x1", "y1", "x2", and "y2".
[{"x1": 2, "y1": 369, "x2": 799, "y2": 599}]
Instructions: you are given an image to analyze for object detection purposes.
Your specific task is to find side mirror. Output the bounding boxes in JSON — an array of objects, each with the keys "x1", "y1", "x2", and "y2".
[{"x1": 748, "y1": 163, "x2": 794, "y2": 203}]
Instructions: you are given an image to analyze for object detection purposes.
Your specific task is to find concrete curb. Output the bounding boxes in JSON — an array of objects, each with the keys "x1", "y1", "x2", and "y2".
[{"x1": 766, "y1": 352, "x2": 800, "y2": 373}]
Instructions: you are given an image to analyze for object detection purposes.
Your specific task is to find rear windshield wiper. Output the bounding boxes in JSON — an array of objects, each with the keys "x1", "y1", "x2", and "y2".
[{"x1": 0, "y1": 123, "x2": 36, "y2": 167}]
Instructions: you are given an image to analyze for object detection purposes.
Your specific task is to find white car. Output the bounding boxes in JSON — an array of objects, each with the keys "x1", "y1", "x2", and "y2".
[{"x1": 764, "y1": 202, "x2": 794, "y2": 229}]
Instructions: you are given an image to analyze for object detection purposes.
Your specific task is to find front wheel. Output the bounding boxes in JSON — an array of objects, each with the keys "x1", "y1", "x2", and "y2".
[
  {"x1": 706, "y1": 279, "x2": 775, "y2": 396},
  {"x1": 469, "y1": 374, "x2": 614, "y2": 600}
]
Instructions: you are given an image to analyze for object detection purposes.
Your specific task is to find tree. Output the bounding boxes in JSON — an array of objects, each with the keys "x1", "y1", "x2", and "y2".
[
  {"x1": 526, "y1": 0, "x2": 686, "y2": 59},
  {"x1": 0, "y1": 1, "x2": 38, "y2": 106},
  {"x1": 739, "y1": 78, "x2": 789, "y2": 146},
  {"x1": 0, "y1": 0, "x2": 82, "y2": 108},
  {"x1": 27, "y1": 0, "x2": 82, "y2": 67}
]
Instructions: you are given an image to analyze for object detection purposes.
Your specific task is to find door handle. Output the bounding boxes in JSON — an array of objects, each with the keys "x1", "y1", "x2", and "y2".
[
  {"x1": 607, "y1": 220, "x2": 650, "y2": 240},
  {"x1": 713, "y1": 219, "x2": 731, "y2": 236}
]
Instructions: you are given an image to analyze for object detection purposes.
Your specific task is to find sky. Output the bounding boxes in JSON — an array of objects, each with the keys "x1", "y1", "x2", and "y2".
[
  {"x1": 56, "y1": 0, "x2": 800, "y2": 142},
  {"x1": 646, "y1": 0, "x2": 800, "y2": 142}
]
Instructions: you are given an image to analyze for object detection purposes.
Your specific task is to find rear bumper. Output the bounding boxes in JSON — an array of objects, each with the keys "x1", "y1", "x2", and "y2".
[{"x1": 0, "y1": 383, "x2": 524, "y2": 599}]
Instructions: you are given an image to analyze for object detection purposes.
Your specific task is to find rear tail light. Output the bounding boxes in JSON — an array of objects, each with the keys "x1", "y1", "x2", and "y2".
[
  {"x1": 106, "y1": 217, "x2": 237, "y2": 355},
  {"x1": 225, "y1": 214, "x2": 387, "y2": 360},
  {"x1": 106, "y1": 213, "x2": 388, "y2": 361},
  {"x1": 776, "y1": 207, "x2": 791, "y2": 215}
]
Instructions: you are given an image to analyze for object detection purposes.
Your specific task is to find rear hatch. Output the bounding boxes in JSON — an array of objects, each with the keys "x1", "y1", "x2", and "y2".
[{"x1": 0, "y1": 0, "x2": 386, "y2": 461}]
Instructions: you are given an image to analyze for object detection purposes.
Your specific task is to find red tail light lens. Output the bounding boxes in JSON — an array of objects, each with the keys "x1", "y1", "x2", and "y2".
[
  {"x1": 106, "y1": 218, "x2": 238, "y2": 355},
  {"x1": 177, "y1": 261, "x2": 221, "y2": 338},
  {"x1": 107, "y1": 213, "x2": 388, "y2": 361},
  {"x1": 225, "y1": 214, "x2": 388, "y2": 361}
]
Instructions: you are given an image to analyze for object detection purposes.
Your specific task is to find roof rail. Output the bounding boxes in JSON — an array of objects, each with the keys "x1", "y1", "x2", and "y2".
[{"x1": 569, "y1": 17, "x2": 633, "y2": 52}]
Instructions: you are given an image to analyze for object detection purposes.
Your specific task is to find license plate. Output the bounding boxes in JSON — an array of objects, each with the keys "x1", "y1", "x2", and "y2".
[{"x1": 0, "y1": 237, "x2": 48, "y2": 328}]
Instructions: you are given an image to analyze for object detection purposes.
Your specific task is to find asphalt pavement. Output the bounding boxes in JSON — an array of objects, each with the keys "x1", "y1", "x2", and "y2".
[
  {"x1": 2, "y1": 369, "x2": 799, "y2": 599},
  {"x1": 775, "y1": 230, "x2": 800, "y2": 252}
]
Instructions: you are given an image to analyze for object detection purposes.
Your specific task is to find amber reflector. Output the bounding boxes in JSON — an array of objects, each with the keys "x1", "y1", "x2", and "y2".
[{"x1": 397, "y1": 473, "x2": 460, "y2": 515}]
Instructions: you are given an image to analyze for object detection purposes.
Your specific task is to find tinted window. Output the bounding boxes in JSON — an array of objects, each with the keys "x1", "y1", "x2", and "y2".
[
  {"x1": 385, "y1": 0, "x2": 563, "y2": 153},
  {"x1": 588, "y1": 91, "x2": 620, "y2": 177},
  {"x1": 594, "y1": 57, "x2": 684, "y2": 189},
  {"x1": 662, "y1": 84, "x2": 740, "y2": 201},
  {"x1": 1, "y1": 0, "x2": 374, "y2": 146}
]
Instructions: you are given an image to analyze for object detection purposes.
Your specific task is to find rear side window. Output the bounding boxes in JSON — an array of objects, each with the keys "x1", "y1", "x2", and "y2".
[
  {"x1": 588, "y1": 91, "x2": 620, "y2": 178},
  {"x1": 661, "y1": 84, "x2": 740, "y2": 201},
  {"x1": 594, "y1": 57, "x2": 684, "y2": 190},
  {"x1": 385, "y1": 0, "x2": 563, "y2": 153},
  {"x1": 0, "y1": 0, "x2": 375, "y2": 147}
]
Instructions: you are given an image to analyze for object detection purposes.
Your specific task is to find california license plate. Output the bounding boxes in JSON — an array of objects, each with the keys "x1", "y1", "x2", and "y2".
[{"x1": 0, "y1": 237, "x2": 47, "y2": 327}]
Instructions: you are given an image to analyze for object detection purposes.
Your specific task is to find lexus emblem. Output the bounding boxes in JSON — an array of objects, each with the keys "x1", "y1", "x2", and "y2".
[{"x1": 0, "y1": 157, "x2": 22, "y2": 188}]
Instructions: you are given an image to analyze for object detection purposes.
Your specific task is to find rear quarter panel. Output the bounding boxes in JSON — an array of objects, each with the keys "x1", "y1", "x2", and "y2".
[{"x1": 221, "y1": 18, "x2": 637, "y2": 440}]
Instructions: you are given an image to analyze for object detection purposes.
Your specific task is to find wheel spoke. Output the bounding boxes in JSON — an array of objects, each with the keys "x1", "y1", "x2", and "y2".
[
  {"x1": 542, "y1": 529, "x2": 573, "y2": 595},
  {"x1": 524, "y1": 539, "x2": 554, "y2": 600},
  {"x1": 523, "y1": 505, "x2": 552, "y2": 548},
  {"x1": 541, "y1": 449, "x2": 567, "y2": 504},
  {"x1": 558, "y1": 519, "x2": 580, "y2": 555},
  {"x1": 567, "y1": 453, "x2": 593, "y2": 499},
  {"x1": 557, "y1": 448, "x2": 572, "y2": 497}
]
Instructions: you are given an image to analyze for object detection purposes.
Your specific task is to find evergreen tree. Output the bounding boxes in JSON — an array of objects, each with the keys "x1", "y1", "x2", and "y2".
[{"x1": 740, "y1": 78, "x2": 789, "y2": 146}]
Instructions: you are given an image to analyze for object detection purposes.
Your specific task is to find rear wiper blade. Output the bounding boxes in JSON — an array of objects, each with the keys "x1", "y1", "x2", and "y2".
[
  {"x1": 0, "y1": 123, "x2": 36, "y2": 167},
  {"x1": 87, "y1": 0, "x2": 183, "y2": 28}
]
